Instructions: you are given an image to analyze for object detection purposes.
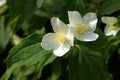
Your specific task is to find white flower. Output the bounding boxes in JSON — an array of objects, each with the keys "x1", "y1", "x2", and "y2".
[
  {"x1": 0, "y1": 0, "x2": 6, "y2": 6},
  {"x1": 68, "y1": 11, "x2": 99, "y2": 41},
  {"x1": 101, "y1": 16, "x2": 120, "y2": 36},
  {"x1": 41, "y1": 17, "x2": 74, "y2": 57}
]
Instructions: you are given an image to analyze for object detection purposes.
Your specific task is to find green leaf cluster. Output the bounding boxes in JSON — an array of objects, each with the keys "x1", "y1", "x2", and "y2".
[{"x1": 0, "y1": 0, "x2": 120, "y2": 80}]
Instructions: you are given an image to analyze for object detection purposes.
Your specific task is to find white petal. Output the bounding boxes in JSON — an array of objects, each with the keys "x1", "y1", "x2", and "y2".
[
  {"x1": 65, "y1": 29, "x2": 74, "y2": 46},
  {"x1": 51, "y1": 17, "x2": 68, "y2": 34},
  {"x1": 101, "y1": 16, "x2": 118, "y2": 25},
  {"x1": 53, "y1": 44, "x2": 70, "y2": 57},
  {"x1": 75, "y1": 31, "x2": 99, "y2": 41},
  {"x1": 68, "y1": 11, "x2": 81, "y2": 26},
  {"x1": 104, "y1": 25, "x2": 119, "y2": 36},
  {"x1": 0, "y1": 0, "x2": 6, "y2": 6},
  {"x1": 82, "y1": 12, "x2": 97, "y2": 31},
  {"x1": 41, "y1": 33, "x2": 60, "y2": 50}
]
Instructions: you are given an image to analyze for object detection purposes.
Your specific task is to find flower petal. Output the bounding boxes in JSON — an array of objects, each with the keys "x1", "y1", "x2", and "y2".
[
  {"x1": 101, "y1": 16, "x2": 118, "y2": 25},
  {"x1": 65, "y1": 29, "x2": 74, "y2": 46},
  {"x1": 41, "y1": 33, "x2": 60, "y2": 50},
  {"x1": 0, "y1": 0, "x2": 6, "y2": 6},
  {"x1": 82, "y1": 12, "x2": 97, "y2": 31},
  {"x1": 53, "y1": 44, "x2": 70, "y2": 57},
  {"x1": 104, "y1": 25, "x2": 119, "y2": 36},
  {"x1": 75, "y1": 31, "x2": 99, "y2": 41},
  {"x1": 51, "y1": 17, "x2": 68, "y2": 34},
  {"x1": 68, "y1": 11, "x2": 81, "y2": 26}
]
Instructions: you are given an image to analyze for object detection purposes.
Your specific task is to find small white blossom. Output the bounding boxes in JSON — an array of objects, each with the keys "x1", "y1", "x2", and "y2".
[
  {"x1": 41, "y1": 17, "x2": 74, "y2": 57},
  {"x1": 68, "y1": 11, "x2": 99, "y2": 41},
  {"x1": 101, "y1": 16, "x2": 120, "y2": 36},
  {"x1": 0, "y1": 0, "x2": 6, "y2": 6}
]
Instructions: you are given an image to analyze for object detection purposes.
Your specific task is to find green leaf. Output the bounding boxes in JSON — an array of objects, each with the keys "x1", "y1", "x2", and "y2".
[
  {"x1": 7, "y1": 0, "x2": 37, "y2": 33},
  {"x1": 37, "y1": 0, "x2": 44, "y2": 8},
  {"x1": 0, "y1": 4, "x2": 8, "y2": 14},
  {"x1": 0, "y1": 16, "x2": 11, "y2": 53},
  {"x1": 0, "y1": 33, "x2": 56, "y2": 80},
  {"x1": 99, "y1": 0, "x2": 120, "y2": 15},
  {"x1": 60, "y1": 0, "x2": 85, "y2": 23},
  {"x1": 67, "y1": 0, "x2": 85, "y2": 15},
  {"x1": 35, "y1": 54, "x2": 56, "y2": 78},
  {"x1": 113, "y1": 22, "x2": 119, "y2": 27},
  {"x1": 58, "y1": 58, "x2": 70, "y2": 80},
  {"x1": 91, "y1": 0, "x2": 103, "y2": 3},
  {"x1": 42, "y1": 0, "x2": 65, "y2": 16},
  {"x1": 68, "y1": 45, "x2": 112, "y2": 80},
  {"x1": 21, "y1": 15, "x2": 47, "y2": 35},
  {"x1": 49, "y1": 59, "x2": 61, "y2": 80},
  {"x1": 107, "y1": 32, "x2": 120, "y2": 54},
  {"x1": 12, "y1": 65, "x2": 35, "y2": 80},
  {"x1": 74, "y1": 0, "x2": 85, "y2": 15}
]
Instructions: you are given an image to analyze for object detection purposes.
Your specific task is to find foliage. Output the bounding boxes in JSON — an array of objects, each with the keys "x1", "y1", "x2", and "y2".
[{"x1": 0, "y1": 0, "x2": 120, "y2": 80}]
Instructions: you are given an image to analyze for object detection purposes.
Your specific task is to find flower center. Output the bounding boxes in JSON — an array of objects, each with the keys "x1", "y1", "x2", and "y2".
[
  {"x1": 75, "y1": 22, "x2": 89, "y2": 34},
  {"x1": 54, "y1": 32, "x2": 66, "y2": 44},
  {"x1": 109, "y1": 23, "x2": 119, "y2": 30},
  {"x1": 110, "y1": 25, "x2": 118, "y2": 30}
]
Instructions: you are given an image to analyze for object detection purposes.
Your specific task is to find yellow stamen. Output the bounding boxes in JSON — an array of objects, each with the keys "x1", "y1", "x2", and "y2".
[
  {"x1": 110, "y1": 25, "x2": 118, "y2": 30},
  {"x1": 109, "y1": 23, "x2": 119, "y2": 30},
  {"x1": 54, "y1": 32, "x2": 66, "y2": 44},
  {"x1": 75, "y1": 22, "x2": 89, "y2": 34}
]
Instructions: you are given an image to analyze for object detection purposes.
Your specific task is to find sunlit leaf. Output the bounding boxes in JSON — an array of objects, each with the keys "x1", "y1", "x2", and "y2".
[
  {"x1": 12, "y1": 65, "x2": 35, "y2": 80},
  {"x1": 0, "y1": 16, "x2": 11, "y2": 53},
  {"x1": 0, "y1": 4, "x2": 8, "y2": 14},
  {"x1": 1, "y1": 33, "x2": 56, "y2": 80},
  {"x1": 37, "y1": 0, "x2": 44, "y2": 8}
]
